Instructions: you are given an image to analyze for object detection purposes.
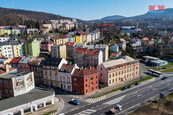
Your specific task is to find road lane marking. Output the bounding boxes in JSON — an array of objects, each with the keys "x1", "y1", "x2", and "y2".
[
  {"x1": 103, "y1": 95, "x2": 125, "y2": 105},
  {"x1": 74, "y1": 109, "x2": 97, "y2": 115}
]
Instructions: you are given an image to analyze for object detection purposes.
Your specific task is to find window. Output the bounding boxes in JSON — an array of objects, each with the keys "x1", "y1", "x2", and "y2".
[
  {"x1": 90, "y1": 77, "x2": 93, "y2": 80},
  {"x1": 96, "y1": 76, "x2": 97, "y2": 79},
  {"x1": 10, "y1": 90, "x2": 12, "y2": 95},
  {"x1": 116, "y1": 72, "x2": 117, "y2": 76},
  {"x1": 90, "y1": 88, "x2": 93, "y2": 91},
  {"x1": 119, "y1": 71, "x2": 120, "y2": 75},
  {"x1": 109, "y1": 80, "x2": 111, "y2": 84},
  {"x1": 8, "y1": 81, "x2": 11, "y2": 86},
  {"x1": 73, "y1": 78, "x2": 77, "y2": 82},
  {"x1": 4, "y1": 80, "x2": 7, "y2": 86},
  {"x1": 122, "y1": 71, "x2": 123, "y2": 74},
  {"x1": 80, "y1": 84, "x2": 83, "y2": 88},
  {"x1": 96, "y1": 86, "x2": 97, "y2": 89},
  {"x1": 5, "y1": 89, "x2": 8, "y2": 94},
  {"x1": 124, "y1": 70, "x2": 126, "y2": 73},
  {"x1": 112, "y1": 79, "x2": 114, "y2": 83},
  {"x1": 0, "y1": 80, "x2": 2, "y2": 85},
  {"x1": 86, "y1": 79, "x2": 87, "y2": 82},
  {"x1": 90, "y1": 82, "x2": 93, "y2": 86},
  {"x1": 74, "y1": 84, "x2": 77, "y2": 87},
  {"x1": 86, "y1": 84, "x2": 87, "y2": 87},
  {"x1": 96, "y1": 81, "x2": 97, "y2": 84},
  {"x1": 113, "y1": 73, "x2": 114, "y2": 77},
  {"x1": 100, "y1": 73, "x2": 102, "y2": 76},
  {"x1": 109, "y1": 74, "x2": 111, "y2": 78},
  {"x1": 80, "y1": 79, "x2": 83, "y2": 82},
  {"x1": 100, "y1": 68, "x2": 102, "y2": 71},
  {"x1": 86, "y1": 90, "x2": 87, "y2": 92}
]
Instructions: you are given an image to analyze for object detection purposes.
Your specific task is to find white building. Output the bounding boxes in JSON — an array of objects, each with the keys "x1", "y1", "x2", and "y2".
[
  {"x1": 0, "y1": 37, "x2": 10, "y2": 42},
  {"x1": 110, "y1": 44, "x2": 119, "y2": 53}
]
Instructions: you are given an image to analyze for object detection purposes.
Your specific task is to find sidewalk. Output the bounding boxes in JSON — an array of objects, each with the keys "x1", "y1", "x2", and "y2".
[{"x1": 80, "y1": 77, "x2": 155, "y2": 103}]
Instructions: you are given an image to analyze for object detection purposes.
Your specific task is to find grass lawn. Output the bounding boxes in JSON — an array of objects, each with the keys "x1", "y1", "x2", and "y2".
[
  {"x1": 94, "y1": 76, "x2": 153, "y2": 98},
  {"x1": 43, "y1": 110, "x2": 57, "y2": 115},
  {"x1": 147, "y1": 62, "x2": 173, "y2": 71},
  {"x1": 130, "y1": 93, "x2": 173, "y2": 115},
  {"x1": 160, "y1": 68, "x2": 173, "y2": 72}
]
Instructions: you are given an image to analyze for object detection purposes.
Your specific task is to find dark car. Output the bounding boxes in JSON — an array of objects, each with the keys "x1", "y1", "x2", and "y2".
[
  {"x1": 135, "y1": 82, "x2": 141, "y2": 86},
  {"x1": 127, "y1": 85, "x2": 134, "y2": 89},
  {"x1": 161, "y1": 77, "x2": 168, "y2": 80},
  {"x1": 121, "y1": 86, "x2": 128, "y2": 91}
]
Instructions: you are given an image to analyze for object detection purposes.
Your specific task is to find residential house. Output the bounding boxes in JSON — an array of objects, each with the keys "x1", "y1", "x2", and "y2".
[
  {"x1": 52, "y1": 35, "x2": 68, "y2": 45},
  {"x1": 29, "y1": 58, "x2": 45, "y2": 85},
  {"x1": 97, "y1": 56, "x2": 140, "y2": 86},
  {"x1": 9, "y1": 57, "x2": 22, "y2": 69},
  {"x1": 23, "y1": 39, "x2": 40, "y2": 57},
  {"x1": 0, "y1": 27, "x2": 6, "y2": 36},
  {"x1": 57, "y1": 63, "x2": 78, "y2": 92},
  {"x1": 11, "y1": 27, "x2": 20, "y2": 35},
  {"x1": 130, "y1": 38, "x2": 141, "y2": 47},
  {"x1": 84, "y1": 44, "x2": 109, "y2": 62},
  {"x1": 67, "y1": 33, "x2": 75, "y2": 42},
  {"x1": 18, "y1": 56, "x2": 33, "y2": 72},
  {"x1": 116, "y1": 39, "x2": 126, "y2": 51},
  {"x1": 86, "y1": 33, "x2": 92, "y2": 43},
  {"x1": 110, "y1": 44, "x2": 119, "y2": 53},
  {"x1": 40, "y1": 40, "x2": 54, "y2": 52},
  {"x1": 27, "y1": 28, "x2": 38, "y2": 34},
  {"x1": 51, "y1": 45, "x2": 66, "y2": 59},
  {"x1": 74, "y1": 48, "x2": 103, "y2": 68},
  {"x1": 43, "y1": 58, "x2": 67, "y2": 86},
  {"x1": 64, "y1": 42, "x2": 75, "y2": 61},
  {"x1": 72, "y1": 67, "x2": 99, "y2": 95},
  {"x1": 0, "y1": 37, "x2": 10, "y2": 42}
]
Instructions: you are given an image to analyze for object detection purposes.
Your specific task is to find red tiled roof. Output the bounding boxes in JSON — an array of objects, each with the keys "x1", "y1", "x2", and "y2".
[
  {"x1": 0, "y1": 66, "x2": 15, "y2": 75},
  {"x1": 65, "y1": 42, "x2": 75, "y2": 46},
  {"x1": 52, "y1": 35, "x2": 68, "y2": 39},
  {"x1": 110, "y1": 53, "x2": 117, "y2": 57},
  {"x1": 60, "y1": 64, "x2": 75, "y2": 73},
  {"x1": 10, "y1": 57, "x2": 22, "y2": 64},
  {"x1": 74, "y1": 48, "x2": 100, "y2": 56},
  {"x1": 108, "y1": 62, "x2": 130, "y2": 70},
  {"x1": 72, "y1": 67, "x2": 98, "y2": 77},
  {"x1": 143, "y1": 37, "x2": 149, "y2": 41}
]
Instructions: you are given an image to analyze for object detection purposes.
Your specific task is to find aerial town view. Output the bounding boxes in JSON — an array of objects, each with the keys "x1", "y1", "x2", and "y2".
[{"x1": 0, "y1": 0, "x2": 173, "y2": 115}]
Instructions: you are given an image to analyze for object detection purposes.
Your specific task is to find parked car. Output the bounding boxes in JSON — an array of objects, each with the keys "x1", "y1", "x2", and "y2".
[
  {"x1": 109, "y1": 104, "x2": 122, "y2": 114},
  {"x1": 161, "y1": 77, "x2": 168, "y2": 80},
  {"x1": 121, "y1": 86, "x2": 128, "y2": 91},
  {"x1": 135, "y1": 82, "x2": 141, "y2": 86},
  {"x1": 71, "y1": 99, "x2": 79, "y2": 105},
  {"x1": 127, "y1": 85, "x2": 134, "y2": 89}
]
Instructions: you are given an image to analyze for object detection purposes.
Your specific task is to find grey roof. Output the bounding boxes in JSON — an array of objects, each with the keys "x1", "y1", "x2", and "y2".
[
  {"x1": 0, "y1": 88, "x2": 53, "y2": 111},
  {"x1": 0, "y1": 71, "x2": 31, "y2": 79},
  {"x1": 74, "y1": 43, "x2": 86, "y2": 48},
  {"x1": 43, "y1": 58, "x2": 62, "y2": 67},
  {"x1": 85, "y1": 44, "x2": 107, "y2": 49},
  {"x1": 18, "y1": 56, "x2": 33, "y2": 64},
  {"x1": 102, "y1": 59, "x2": 128, "y2": 68}
]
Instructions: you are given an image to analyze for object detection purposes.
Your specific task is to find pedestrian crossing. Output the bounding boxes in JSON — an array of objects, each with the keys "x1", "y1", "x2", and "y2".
[
  {"x1": 74, "y1": 109, "x2": 97, "y2": 115},
  {"x1": 85, "y1": 96, "x2": 106, "y2": 103}
]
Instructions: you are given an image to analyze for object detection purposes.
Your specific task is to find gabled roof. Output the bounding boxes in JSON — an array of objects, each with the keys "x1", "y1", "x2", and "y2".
[
  {"x1": 74, "y1": 48, "x2": 101, "y2": 56},
  {"x1": 0, "y1": 66, "x2": 16, "y2": 75},
  {"x1": 10, "y1": 57, "x2": 22, "y2": 64},
  {"x1": 65, "y1": 42, "x2": 75, "y2": 46},
  {"x1": 72, "y1": 67, "x2": 98, "y2": 77},
  {"x1": 43, "y1": 58, "x2": 62, "y2": 67},
  {"x1": 52, "y1": 35, "x2": 68, "y2": 39},
  {"x1": 59, "y1": 64, "x2": 75, "y2": 73},
  {"x1": 18, "y1": 56, "x2": 33, "y2": 64}
]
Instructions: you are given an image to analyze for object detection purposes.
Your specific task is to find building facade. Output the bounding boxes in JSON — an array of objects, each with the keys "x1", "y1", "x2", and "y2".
[
  {"x1": 97, "y1": 56, "x2": 140, "y2": 86},
  {"x1": 72, "y1": 67, "x2": 99, "y2": 95},
  {"x1": 18, "y1": 56, "x2": 33, "y2": 72},
  {"x1": 74, "y1": 48, "x2": 103, "y2": 68},
  {"x1": 51, "y1": 45, "x2": 66, "y2": 59},
  {"x1": 43, "y1": 58, "x2": 67, "y2": 87},
  {"x1": 40, "y1": 40, "x2": 54, "y2": 52}
]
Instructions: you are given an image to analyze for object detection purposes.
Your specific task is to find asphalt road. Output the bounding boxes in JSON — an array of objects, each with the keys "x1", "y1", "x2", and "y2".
[{"x1": 63, "y1": 73, "x2": 173, "y2": 115}]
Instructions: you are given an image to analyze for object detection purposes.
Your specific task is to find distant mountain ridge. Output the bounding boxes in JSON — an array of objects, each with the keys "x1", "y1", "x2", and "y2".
[
  {"x1": 0, "y1": 7, "x2": 84, "y2": 25},
  {"x1": 89, "y1": 8, "x2": 173, "y2": 23}
]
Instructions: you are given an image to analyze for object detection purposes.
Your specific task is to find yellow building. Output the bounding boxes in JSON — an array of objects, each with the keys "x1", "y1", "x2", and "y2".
[
  {"x1": 13, "y1": 45, "x2": 21, "y2": 57},
  {"x1": 82, "y1": 35, "x2": 87, "y2": 42},
  {"x1": 0, "y1": 28, "x2": 5, "y2": 36},
  {"x1": 4, "y1": 29, "x2": 11, "y2": 35},
  {"x1": 97, "y1": 56, "x2": 140, "y2": 86},
  {"x1": 52, "y1": 35, "x2": 68, "y2": 45},
  {"x1": 75, "y1": 36, "x2": 82, "y2": 43}
]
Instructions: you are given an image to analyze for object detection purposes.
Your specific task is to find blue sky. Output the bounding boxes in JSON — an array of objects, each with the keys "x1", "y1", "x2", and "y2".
[{"x1": 0, "y1": 0, "x2": 172, "y2": 20}]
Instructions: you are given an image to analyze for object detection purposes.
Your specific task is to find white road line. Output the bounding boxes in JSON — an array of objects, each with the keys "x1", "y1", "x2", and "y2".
[{"x1": 103, "y1": 95, "x2": 125, "y2": 105}]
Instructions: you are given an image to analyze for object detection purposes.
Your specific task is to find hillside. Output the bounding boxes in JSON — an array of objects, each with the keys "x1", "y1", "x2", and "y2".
[
  {"x1": 0, "y1": 7, "x2": 83, "y2": 25},
  {"x1": 89, "y1": 8, "x2": 173, "y2": 23}
]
